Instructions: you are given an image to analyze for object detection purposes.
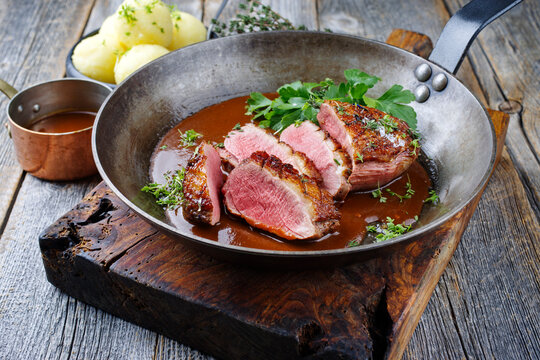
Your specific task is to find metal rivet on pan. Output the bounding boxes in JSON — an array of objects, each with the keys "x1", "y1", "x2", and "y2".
[
  {"x1": 17, "y1": 105, "x2": 23, "y2": 113},
  {"x1": 414, "y1": 63, "x2": 432, "y2": 82},
  {"x1": 32, "y1": 104, "x2": 40, "y2": 112},
  {"x1": 432, "y1": 73, "x2": 448, "y2": 91},
  {"x1": 414, "y1": 85, "x2": 430, "y2": 103}
]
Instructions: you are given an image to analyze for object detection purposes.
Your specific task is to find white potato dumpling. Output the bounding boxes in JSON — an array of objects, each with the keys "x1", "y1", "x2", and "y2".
[
  {"x1": 114, "y1": 44, "x2": 169, "y2": 84},
  {"x1": 169, "y1": 11, "x2": 206, "y2": 50},
  {"x1": 112, "y1": 0, "x2": 173, "y2": 48},
  {"x1": 72, "y1": 34, "x2": 117, "y2": 84},
  {"x1": 99, "y1": 15, "x2": 125, "y2": 52}
]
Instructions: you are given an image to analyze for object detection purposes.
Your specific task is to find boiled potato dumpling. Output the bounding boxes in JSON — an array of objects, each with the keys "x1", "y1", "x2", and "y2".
[
  {"x1": 114, "y1": 44, "x2": 169, "y2": 83},
  {"x1": 169, "y1": 11, "x2": 206, "y2": 50},
  {"x1": 72, "y1": 34, "x2": 117, "y2": 84},
  {"x1": 112, "y1": 0, "x2": 173, "y2": 48},
  {"x1": 99, "y1": 15, "x2": 125, "y2": 53}
]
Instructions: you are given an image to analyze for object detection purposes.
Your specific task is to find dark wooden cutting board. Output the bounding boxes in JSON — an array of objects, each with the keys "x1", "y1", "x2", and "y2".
[{"x1": 38, "y1": 31, "x2": 509, "y2": 360}]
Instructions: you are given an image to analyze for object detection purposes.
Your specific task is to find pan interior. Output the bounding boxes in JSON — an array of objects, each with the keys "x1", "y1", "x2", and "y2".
[{"x1": 93, "y1": 31, "x2": 495, "y2": 254}]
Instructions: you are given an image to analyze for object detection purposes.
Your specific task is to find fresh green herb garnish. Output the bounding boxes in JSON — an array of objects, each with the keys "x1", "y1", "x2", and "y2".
[
  {"x1": 211, "y1": 0, "x2": 304, "y2": 36},
  {"x1": 347, "y1": 239, "x2": 361, "y2": 248},
  {"x1": 372, "y1": 187, "x2": 387, "y2": 203},
  {"x1": 233, "y1": 123, "x2": 242, "y2": 131},
  {"x1": 410, "y1": 138, "x2": 420, "y2": 156},
  {"x1": 160, "y1": 145, "x2": 168, "y2": 150},
  {"x1": 356, "y1": 152, "x2": 364, "y2": 163},
  {"x1": 386, "y1": 178, "x2": 415, "y2": 202},
  {"x1": 215, "y1": 142, "x2": 225, "y2": 148},
  {"x1": 364, "y1": 85, "x2": 417, "y2": 130},
  {"x1": 141, "y1": 168, "x2": 186, "y2": 210},
  {"x1": 246, "y1": 69, "x2": 417, "y2": 133},
  {"x1": 179, "y1": 129, "x2": 202, "y2": 147},
  {"x1": 334, "y1": 158, "x2": 341, "y2": 166},
  {"x1": 367, "y1": 217, "x2": 413, "y2": 242},
  {"x1": 119, "y1": 4, "x2": 137, "y2": 25},
  {"x1": 424, "y1": 190, "x2": 440, "y2": 204}
]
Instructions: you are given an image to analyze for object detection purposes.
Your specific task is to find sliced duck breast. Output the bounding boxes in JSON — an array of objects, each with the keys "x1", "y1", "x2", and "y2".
[
  {"x1": 317, "y1": 100, "x2": 418, "y2": 191},
  {"x1": 222, "y1": 151, "x2": 340, "y2": 240},
  {"x1": 182, "y1": 142, "x2": 224, "y2": 225},
  {"x1": 222, "y1": 123, "x2": 321, "y2": 183},
  {"x1": 280, "y1": 121, "x2": 351, "y2": 199}
]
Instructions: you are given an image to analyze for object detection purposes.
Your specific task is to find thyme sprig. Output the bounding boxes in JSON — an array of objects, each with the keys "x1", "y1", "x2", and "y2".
[
  {"x1": 366, "y1": 217, "x2": 413, "y2": 242},
  {"x1": 386, "y1": 177, "x2": 415, "y2": 202},
  {"x1": 211, "y1": 0, "x2": 306, "y2": 36},
  {"x1": 141, "y1": 168, "x2": 186, "y2": 210},
  {"x1": 179, "y1": 129, "x2": 203, "y2": 147},
  {"x1": 424, "y1": 190, "x2": 439, "y2": 204}
]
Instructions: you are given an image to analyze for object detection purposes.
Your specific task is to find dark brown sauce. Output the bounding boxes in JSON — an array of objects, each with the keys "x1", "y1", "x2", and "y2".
[
  {"x1": 150, "y1": 95, "x2": 431, "y2": 251},
  {"x1": 28, "y1": 110, "x2": 96, "y2": 133}
]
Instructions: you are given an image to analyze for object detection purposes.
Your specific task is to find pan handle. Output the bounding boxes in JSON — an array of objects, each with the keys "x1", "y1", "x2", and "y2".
[
  {"x1": 206, "y1": 0, "x2": 229, "y2": 40},
  {"x1": 0, "y1": 78, "x2": 18, "y2": 100},
  {"x1": 428, "y1": 0, "x2": 522, "y2": 74}
]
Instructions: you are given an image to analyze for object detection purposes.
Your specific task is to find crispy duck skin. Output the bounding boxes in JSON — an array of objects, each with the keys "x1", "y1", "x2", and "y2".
[
  {"x1": 317, "y1": 100, "x2": 418, "y2": 190},
  {"x1": 182, "y1": 142, "x2": 223, "y2": 225},
  {"x1": 223, "y1": 151, "x2": 340, "y2": 240}
]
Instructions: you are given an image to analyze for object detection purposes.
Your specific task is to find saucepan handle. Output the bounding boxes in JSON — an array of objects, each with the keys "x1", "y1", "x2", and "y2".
[
  {"x1": 206, "y1": 0, "x2": 229, "y2": 40},
  {"x1": 0, "y1": 78, "x2": 18, "y2": 100},
  {"x1": 429, "y1": 0, "x2": 522, "y2": 74}
]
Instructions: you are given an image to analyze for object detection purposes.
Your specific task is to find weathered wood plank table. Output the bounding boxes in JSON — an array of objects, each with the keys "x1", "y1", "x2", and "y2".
[{"x1": 0, "y1": 0, "x2": 538, "y2": 359}]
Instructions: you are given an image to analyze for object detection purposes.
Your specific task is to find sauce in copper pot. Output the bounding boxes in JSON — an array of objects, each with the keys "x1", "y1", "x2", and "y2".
[
  {"x1": 149, "y1": 96, "x2": 431, "y2": 251},
  {"x1": 28, "y1": 110, "x2": 96, "y2": 133}
]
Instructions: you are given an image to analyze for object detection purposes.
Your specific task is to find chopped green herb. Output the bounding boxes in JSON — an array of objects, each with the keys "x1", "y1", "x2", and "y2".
[
  {"x1": 141, "y1": 168, "x2": 186, "y2": 210},
  {"x1": 356, "y1": 152, "x2": 364, "y2": 163},
  {"x1": 125, "y1": 31, "x2": 131, "y2": 36},
  {"x1": 119, "y1": 4, "x2": 137, "y2": 25},
  {"x1": 424, "y1": 190, "x2": 439, "y2": 204},
  {"x1": 366, "y1": 217, "x2": 413, "y2": 242},
  {"x1": 233, "y1": 123, "x2": 242, "y2": 130},
  {"x1": 363, "y1": 119, "x2": 379, "y2": 131},
  {"x1": 160, "y1": 145, "x2": 168, "y2": 150},
  {"x1": 215, "y1": 142, "x2": 225, "y2": 148},
  {"x1": 347, "y1": 239, "x2": 361, "y2": 248},
  {"x1": 334, "y1": 158, "x2": 341, "y2": 166},
  {"x1": 160, "y1": 27, "x2": 164, "y2": 33},
  {"x1": 179, "y1": 129, "x2": 202, "y2": 147},
  {"x1": 372, "y1": 187, "x2": 387, "y2": 203}
]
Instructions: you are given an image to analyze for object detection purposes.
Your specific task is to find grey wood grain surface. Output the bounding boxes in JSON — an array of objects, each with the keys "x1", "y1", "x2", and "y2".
[{"x1": 0, "y1": 0, "x2": 538, "y2": 359}]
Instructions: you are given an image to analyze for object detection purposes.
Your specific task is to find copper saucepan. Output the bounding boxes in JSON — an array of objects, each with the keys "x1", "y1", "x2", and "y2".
[
  {"x1": 92, "y1": 0, "x2": 521, "y2": 267},
  {"x1": 1, "y1": 78, "x2": 111, "y2": 181}
]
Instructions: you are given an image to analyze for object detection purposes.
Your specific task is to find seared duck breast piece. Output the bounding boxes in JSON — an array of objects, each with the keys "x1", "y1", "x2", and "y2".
[
  {"x1": 182, "y1": 142, "x2": 224, "y2": 225},
  {"x1": 317, "y1": 100, "x2": 418, "y2": 191},
  {"x1": 280, "y1": 121, "x2": 351, "y2": 199},
  {"x1": 222, "y1": 123, "x2": 321, "y2": 183},
  {"x1": 222, "y1": 151, "x2": 340, "y2": 240}
]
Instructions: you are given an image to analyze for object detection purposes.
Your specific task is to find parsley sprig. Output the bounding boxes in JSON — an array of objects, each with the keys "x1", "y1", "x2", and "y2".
[
  {"x1": 246, "y1": 69, "x2": 417, "y2": 133},
  {"x1": 141, "y1": 168, "x2": 186, "y2": 210}
]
